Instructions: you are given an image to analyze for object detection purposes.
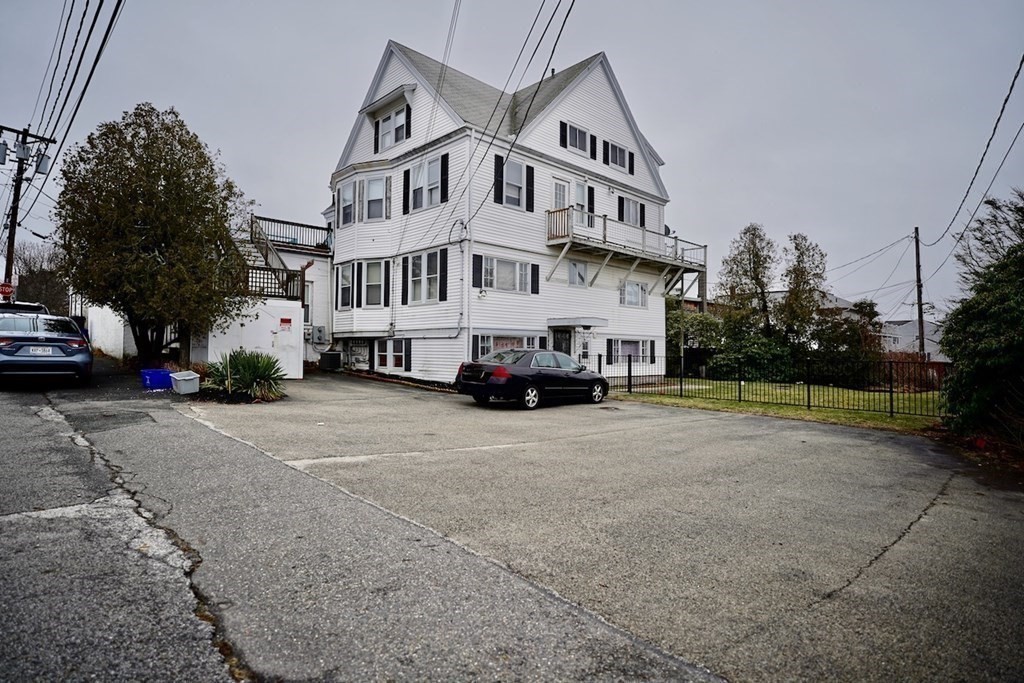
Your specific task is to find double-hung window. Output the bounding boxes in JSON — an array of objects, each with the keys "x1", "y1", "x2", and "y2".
[
  {"x1": 304, "y1": 283, "x2": 313, "y2": 324},
  {"x1": 553, "y1": 179, "x2": 569, "y2": 211},
  {"x1": 619, "y1": 280, "x2": 648, "y2": 308},
  {"x1": 409, "y1": 249, "x2": 439, "y2": 304},
  {"x1": 608, "y1": 142, "x2": 628, "y2": 169},
  {"x1": 410, "y1": 157, "x2": 441, "y2": 211},
  {"x1": 483, "y1": 256, "x2": 529, "y2": 293},
  {"x1": 426, "y1": 157, "x2": 441, "y2": 206},
  {"x1": 364, "y1": 260, "x2": 384, "y2": 306},
  {"x1": 366, "y1": 177, "x2": 385, "y2": 220},
  {"x1": 574, "y1": 181, "x2": 591, "y2": 228},
  {"x1": 567, "y1": 124, "x2": 588, "y2": 155},
  {"x1": 336, "y1": 263, "x2": 353, "y2": 310},
  {"x1": 504, "y1": 159, "x2": 524, "y2": 208},
  {"x1": 378, "y1": 106, "x2": 406, "y2": 151},
  {"x1": 569, "y1": 261, "x2": 587, "y2": 287},
  {"x1": 340, "y1": 182, "x2": 355, "y2": 225},
  {"x1": 612, "y1": 339, "x2": 647, "y2": 363}
]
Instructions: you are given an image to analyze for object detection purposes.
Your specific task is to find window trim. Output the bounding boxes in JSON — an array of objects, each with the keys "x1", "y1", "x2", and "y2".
[
  {"x1": 608, "y1": 140, "x2": 629, "y2": 170},
  {"x1": 363, "y1": 259, "x2": 385, "y2": 307},
  {"x1": 410, "y1": 156, "x2": 442, "y2": 213},
  {"x1": 303, "y1": 282, "x2": 313, "y2": 324},
  {"x1": 336, "y1": 262, "x2": 353, "y2": 310},
  {"x1": 377, "y1": 104, "x2": 407, "y2": 152},
  {"x1": 552, "y1": 178, "x2": 570, "y2": 211},
  {"x1": 483, "y1": 256, "x2": 530, "y2": 294},
  {"x1": 568, "y1": 260, "x2": 588, "y2": 288},
  {"x1": 503, "y1": 158, "x2": 525, "y2": 210},
  {"x1": 619, "y1": 280, "x2": 649, "y2": 308},
  {"x1": 408, "y1": 248, "x2": 441, "y2": 305},
  {"x1": 340, "y1": 181, "x2": 355, "y2": 226},
  {"x1": 566, "y1": 122, "x2": 589, "y2": 157},
  {"x1": 612, "y1": 338, "x2": 648, "y2": 363},
  {"x1": 376, "y1": 338, "x2": 406, "y2": 370},
  {"x1": 365, "y1": 176, "x2": 386, "y2": 222},
  {"x1": 622, "y1": 196, "x2": 641, "y2": 226}
]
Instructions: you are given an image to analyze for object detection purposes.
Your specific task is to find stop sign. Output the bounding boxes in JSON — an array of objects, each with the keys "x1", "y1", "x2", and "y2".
[{"x1": 0, "y1": 282, "x2": 14, "y2": 297}]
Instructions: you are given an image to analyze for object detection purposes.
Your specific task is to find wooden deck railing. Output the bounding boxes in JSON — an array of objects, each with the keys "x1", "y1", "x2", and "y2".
[{"x1": 546, "y1": 207, "x2": 706, "y2": 266}]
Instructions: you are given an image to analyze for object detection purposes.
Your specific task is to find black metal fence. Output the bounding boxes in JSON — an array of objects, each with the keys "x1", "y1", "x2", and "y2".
[
  {"x1": 247, "y1": 266, "x2": 303, "y2": 300},
  {"x1": 587, "y1": 353, "x2": 948, "y2": 418}
]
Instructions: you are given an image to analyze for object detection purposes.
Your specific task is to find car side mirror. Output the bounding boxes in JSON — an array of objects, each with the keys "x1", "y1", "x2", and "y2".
[{"x1": 577, "y1": 365, "x2": 586, "y2": 372}]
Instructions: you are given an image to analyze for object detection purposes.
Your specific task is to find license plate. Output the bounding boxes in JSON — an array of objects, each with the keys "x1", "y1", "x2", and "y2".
[{"x1": 29, "y1": 346, "x2": 53, "y2": 356}]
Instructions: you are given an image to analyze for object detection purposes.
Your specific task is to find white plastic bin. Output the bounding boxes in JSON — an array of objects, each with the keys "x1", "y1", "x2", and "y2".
[{"x1": 170, "y1": 370, "x2": 200, "y2": 395}]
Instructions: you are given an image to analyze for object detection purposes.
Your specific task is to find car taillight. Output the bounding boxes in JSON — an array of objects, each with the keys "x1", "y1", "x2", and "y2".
[
  {"x1": 66, "y1": 339, "x2": 87, "y2": 348},
  {"x1": 491, "y1": 365, "x2": 511, "y2": 379},
  {"x1": 457, "y1": 362, "x2": 464, "y2": 376}
]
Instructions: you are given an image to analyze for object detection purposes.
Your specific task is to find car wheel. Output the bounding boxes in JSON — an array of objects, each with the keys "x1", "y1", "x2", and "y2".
[
  {"x1": 472, "y1": 394, "x2": 489, "y2": 406},
  {"x1": 589, "y1": 382, "x2": 605, "y2": 404},
  {"x1": 520, "y1": 384, "x2": 540, "y2": 410}
]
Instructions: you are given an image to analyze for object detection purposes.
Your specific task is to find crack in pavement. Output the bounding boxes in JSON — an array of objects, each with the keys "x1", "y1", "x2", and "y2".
[{"x1": 811, "y1": 470, "x2": 958, "y2": 607}]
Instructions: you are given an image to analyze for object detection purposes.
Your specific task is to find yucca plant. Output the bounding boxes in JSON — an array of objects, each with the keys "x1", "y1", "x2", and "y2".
[{"x1": 203, "y1": 349, "x2": 286, "y2": 401}]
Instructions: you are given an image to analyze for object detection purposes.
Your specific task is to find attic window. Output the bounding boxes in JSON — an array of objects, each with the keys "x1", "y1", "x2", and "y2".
[
  {"x1": 378, "y1": 105, "x2": 407, "y2": 151},
  {"x1": 567, "y1": 124, "x2": 588, "y2": 155}
]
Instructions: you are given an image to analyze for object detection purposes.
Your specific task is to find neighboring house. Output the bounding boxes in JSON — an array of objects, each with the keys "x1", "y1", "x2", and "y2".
[
  {"x1": 880, "y1": 319, "x2": 948, "y2": 362},
  {"x1": 328, "y1": 41, "x2": 707, "y2": 382},
  {"x1": 76, "y1": 215, "x2": 332, "y2": 379}
]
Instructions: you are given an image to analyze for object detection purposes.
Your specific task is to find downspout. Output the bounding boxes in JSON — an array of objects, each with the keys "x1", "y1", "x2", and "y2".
[{"x1": 466, "y1": 128, "x2": 475, "y2": 360}]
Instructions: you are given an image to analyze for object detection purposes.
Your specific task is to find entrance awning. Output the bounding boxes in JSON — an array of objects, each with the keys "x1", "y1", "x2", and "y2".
[{"x1": 546, "y1": 317, "x2": 608, "y2": 328}]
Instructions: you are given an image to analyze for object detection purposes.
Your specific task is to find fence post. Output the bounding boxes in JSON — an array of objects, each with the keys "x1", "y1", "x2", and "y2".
[
  {"x1": 806, "y1": 359, "x2": 812, "y2": 410},
  {"x1": 738, "y1": 360, "x2": 743, "y2": 402},
  {"x1": 679, "y1": 347, "x2": 684, "y2": 398},
  {"x1": 627, "y1": 354, "x2": 633, "y2": 393},
  {"x1": 888, "y1": 361, "x2": 895, "y2": 417},
  {"x1": 598, "y1": 353, "x2": 603, "y2": 375}
]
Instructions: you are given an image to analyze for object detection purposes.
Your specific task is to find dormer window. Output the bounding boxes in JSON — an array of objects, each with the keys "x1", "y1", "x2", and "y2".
[
  {"x1": 567, "y1": 124, "x2": 588, "y2": 155},
  {"x1": 378, "y1": 105, "x2": 407, "y2": 151}
]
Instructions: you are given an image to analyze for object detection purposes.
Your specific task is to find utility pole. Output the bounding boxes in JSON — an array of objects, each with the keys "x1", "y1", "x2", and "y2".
[
  {"x1": 913, "y1": 226, "x2": 926, "y2": 358},
  {"x1": 1, "y1": 124, "x2": 56, "y2": 299}
]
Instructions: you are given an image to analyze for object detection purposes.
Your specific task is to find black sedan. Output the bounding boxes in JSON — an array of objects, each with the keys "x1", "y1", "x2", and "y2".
[
  {"x1": 455, "y1": 348, "x2": 609, "y2": 409},
  {"x1": 0, "y1": 313, "x2": 94, "y2": 384}
]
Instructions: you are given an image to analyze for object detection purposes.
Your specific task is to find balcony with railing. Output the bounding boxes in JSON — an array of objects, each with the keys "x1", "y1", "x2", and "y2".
[
  {"x1": 253, "y1": 215, "x2": 331, "y2": 253},
  {"x1": 546, "y1": 207, "x2": 706, "y2": 271},
  {"x1": 248, "y1": 265, "x2": 303, "y2": 301}
]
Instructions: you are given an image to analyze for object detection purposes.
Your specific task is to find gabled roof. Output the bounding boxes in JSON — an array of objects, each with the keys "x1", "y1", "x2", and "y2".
[{"x1": 336, "y1": 41, "x2": 662, "y2": 186}]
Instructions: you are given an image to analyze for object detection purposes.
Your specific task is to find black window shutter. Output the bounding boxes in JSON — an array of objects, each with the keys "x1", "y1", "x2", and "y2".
[
  {"x1": 559, "y1": 121, "x2": 567, "y2": 148},
  {"x1": 472, "y1": 254, "x2": 483, "y2": 288},
  {"x1": 525, "y1": 165, "x2": 534, "y2": 213},
  {"x1": 383, "y1": 260, "x2": 391, "y2": 307},
  {"x1": 628, "y1": 151, "x2": 635, "y2": 175},
  {"x1": 493, "y1": 155, "x2": 504, "y2": 204},
  {"x1": 401, "y1": 257, "x2": 409, "y2": 305},
  {"x1": 603, "y1": 140, "x2": 609, "y2": 165},
  {"x1": 404, "y1": 340, "x2": 412, "y2": 371},
  {"x1": 606, "y1": 338, "x2": 614, "y2": 363},
  {"x1": 650, "y1": 340, "x2": 656, "y2": 364},
  {"x1": 368, "y1": 341, "x2": 375, "y2": 370},
  {"x1": 374, "y1": 120, "x2": 380, "y2": 154},
  {"x1": 402, "y1": 169, "x2": 410, "y2": 215},
  {"x1": 640, "y1": 203, "x2": 646, "y2": 227},
  {"x1": 539, "y1": 336, "x2": 547, "y2": 349},
  {"x1": 405, "y1": 103, "x2": 412, "y2": 136},
  {"x1": 472, "y1": 335, "x2": 480, "y2": 360},
  {"x1": 530, "y1": 264, "x2": 540, "y2": 294},
  {"x1": 355, "y1": 262, "x2": 363, "y2": 308},
  {"x1": 587, "y1": 186, "x2": 594, "y2": 215},
  {"x1": 589, "y1": 134, "x2": 597, "y2": 160},
  {"x1": 334, "y1": 266, "x2": 339, "y2": 311},
  {"x1": 618, "y1": 196, "x2": 625, "y2": 222},
  {"x1": 440, "y1": 153, "x2": 449, "y2": 203},
  {"x1": 439, "y1": 248, "x2": 448, "y2": 301}
]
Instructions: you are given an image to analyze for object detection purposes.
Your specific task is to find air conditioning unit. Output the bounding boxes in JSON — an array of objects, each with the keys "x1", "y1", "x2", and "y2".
[
  {"x1": 319, "y1": 351, "x2": 343, "y2": 370},
  {"x1": 312, "y1": 326, "x2": 328, "y2": 344}
]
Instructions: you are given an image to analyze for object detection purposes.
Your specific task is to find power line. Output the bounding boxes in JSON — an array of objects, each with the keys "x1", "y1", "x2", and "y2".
[
  {"x1": 826, "y1": 234, "x2": 910, "y2": 273},
  {"x1": 42, "y1": 0, "x2": 94, "y2": 138},
  {"x1": 31, "y1": 0, "x2": 72, "y2": 128},
  {"x1": 36, "y1": 0, "x2": 77, "y2": 132},
  {"x1": 866, "y1": 238, "x2": 912, "y2": 302},
  {"x1": 922, "y1": 50, "x2": 1024, "y2": 247},
  {"x1": 923, "y1": 116, "x2": 1024, "y2": 285},
  {"x1": 19, "y1": 0, "x2": 125, "y2": 226},
  {"x1": 45, "y1": 0, "x2": 107, "y2": 142}
]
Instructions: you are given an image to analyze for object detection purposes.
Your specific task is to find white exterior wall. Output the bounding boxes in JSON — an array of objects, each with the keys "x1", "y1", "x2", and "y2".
[
  {"x1": 196, "y1": 299, "x2": 304, "y2": 379},
  {"x1": 279, "y1": 251, "x2": 331, "y2": 362},
  {"x1": 84, "y1": 305, "x2": 136, "y2": 359}
]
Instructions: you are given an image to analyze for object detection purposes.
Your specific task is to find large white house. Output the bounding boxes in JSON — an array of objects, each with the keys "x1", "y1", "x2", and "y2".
[{"x1": 328, "y1": 41, "x2": 706, "y2": 383}]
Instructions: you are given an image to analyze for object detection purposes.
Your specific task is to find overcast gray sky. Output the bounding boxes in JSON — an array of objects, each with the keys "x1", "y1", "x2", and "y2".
[{"x1": 3, "y1": 0, "x2": 1022, "y2": 321}]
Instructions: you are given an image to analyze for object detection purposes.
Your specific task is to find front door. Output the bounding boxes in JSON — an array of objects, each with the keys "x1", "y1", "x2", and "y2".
[{"x1": 552, "y1": 329, "x2": 572, "y2": 355}]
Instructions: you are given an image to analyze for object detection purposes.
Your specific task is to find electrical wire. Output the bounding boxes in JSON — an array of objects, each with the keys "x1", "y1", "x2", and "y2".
[
  {"x1": 828, "y1": 236, "x2": 910, "y2": 285},
  {"x1": 35, "y1": 0, "x2": 76, "y2": 132},
  {"x1": 923, "y1": 116, "x2": 1024, "y2": 284},
  {"x1": 45, "y1": 0, "x2": 107, "y2": 142},
  {"x1": 922, "y1": 50, "x2": 1024, "y2": 247},
  {"x1": 31, "y1": 0, "x2": 72, "y2": 129},
  {"x1": 18, "y1": 0, "x2": 125, "y2": 226},
  {"x1": 826, "y1": 234, "x2": 910, "y2": 273},
  {"x1": 865, "y1": 238, "x2": 912, "y2": 302},
  {"x1": 42, "y1": 0, "x2": 94, "y2": 138}
]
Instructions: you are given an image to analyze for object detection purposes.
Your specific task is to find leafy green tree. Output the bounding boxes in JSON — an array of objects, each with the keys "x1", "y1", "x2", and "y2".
[
  {"x1": 942, "y1": 190, "x2": 1024, "y2": 454},
  {"x1": 54, "y1": 103, "x2": 255, "y2": 366},
  {"x1": 778, "y1": 233, "x2": 828, "y2": 351},
  {"x1": 717, "y1": 223, "x2": 778, "y2": 337}
]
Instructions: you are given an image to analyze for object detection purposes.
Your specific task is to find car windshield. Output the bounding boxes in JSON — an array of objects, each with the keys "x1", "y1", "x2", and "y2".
[{"x1": 481, "y1": 349, "x2": 528, "y2": 364}]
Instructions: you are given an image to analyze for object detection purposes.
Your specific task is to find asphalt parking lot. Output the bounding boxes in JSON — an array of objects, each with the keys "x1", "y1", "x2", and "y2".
[{"x1": 185, "y1": 371, "x2": 1024, "y2": 681}]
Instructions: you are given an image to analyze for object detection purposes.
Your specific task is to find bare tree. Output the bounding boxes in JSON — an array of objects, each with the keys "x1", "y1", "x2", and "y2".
[{"x1": 13, "y1": 241, "x2": 69, "y2": 315}]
